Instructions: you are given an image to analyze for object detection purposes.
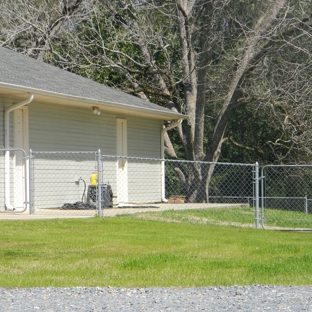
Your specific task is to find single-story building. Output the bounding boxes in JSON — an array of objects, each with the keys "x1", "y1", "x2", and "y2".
[{"x1": 0, "y1": 47, "x2": 186, "y2": 211}]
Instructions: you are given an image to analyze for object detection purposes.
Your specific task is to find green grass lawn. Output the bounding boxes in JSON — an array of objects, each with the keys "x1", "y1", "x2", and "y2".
[
  {"x1": 122, "y1": 206, "x2": 312, "y2": 229},
  {"x1": 0, "y1": 213, "x2": 312, "y2": 288}
]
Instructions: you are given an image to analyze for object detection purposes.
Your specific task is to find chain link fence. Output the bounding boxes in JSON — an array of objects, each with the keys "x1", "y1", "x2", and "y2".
[
  {"x1": 29, "y1": 150, "x2": 99, "y2": 217},
  {"x1": 25, "y1": 151, "x2": 256, "y2": 226},
  {"x1": 261, "y1": 165, "x2": 312, "y2": 230},
  {"x1": 164, "y1": 159, "x2": 255, "y2": 204},
  {"x1": 3, "y1": 148, "x2": 311, "y2": 230}
]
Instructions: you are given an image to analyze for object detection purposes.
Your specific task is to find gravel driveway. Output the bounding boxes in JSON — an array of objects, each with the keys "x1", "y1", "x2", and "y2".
[{"x1": 1, "y1": 286, "x2": 312, "y2": 311}]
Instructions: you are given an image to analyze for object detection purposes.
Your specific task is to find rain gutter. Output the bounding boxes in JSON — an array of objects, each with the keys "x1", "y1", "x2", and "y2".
[
  {"x1": 4, "y1": 93, "x2": 34, "y2": 210},
  {"x1": 0, "y1": 83, "x2": 185, "y2": 121}
]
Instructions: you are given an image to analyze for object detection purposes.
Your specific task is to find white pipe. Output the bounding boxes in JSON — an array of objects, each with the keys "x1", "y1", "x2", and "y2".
[
  {"x1": 161, "y1": 119, "x2": 182, "y2": 202},
  {"x1": 4, "y1": 93, "x2": 34, "y2": 210}
]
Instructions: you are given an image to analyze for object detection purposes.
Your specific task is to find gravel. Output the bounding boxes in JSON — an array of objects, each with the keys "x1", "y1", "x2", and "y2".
[{"x1": 1, "y1": 286, "x2": 312, "y2": 311}]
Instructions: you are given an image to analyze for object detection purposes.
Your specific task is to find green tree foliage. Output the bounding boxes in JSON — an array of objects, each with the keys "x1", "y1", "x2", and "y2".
[{"x1": 2, "y1": 0, "x2": 312, "y2": 200}]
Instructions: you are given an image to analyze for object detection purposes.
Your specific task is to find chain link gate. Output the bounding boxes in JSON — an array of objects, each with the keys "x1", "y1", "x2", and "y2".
[
  {"x1": 261, "y1": 165, "x2": 312, "y2": 230},
  {"x1": 0, "y1": 148, "x2": 28, "y2": 213}
]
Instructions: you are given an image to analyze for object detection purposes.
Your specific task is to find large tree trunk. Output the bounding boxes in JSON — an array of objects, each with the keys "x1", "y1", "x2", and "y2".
[
  {"x1": 189, "y1": 0, "x2": 287, "y2": 202},
  {"x1": 207, "y1": 0, "x2": 287, "y2": 163}
]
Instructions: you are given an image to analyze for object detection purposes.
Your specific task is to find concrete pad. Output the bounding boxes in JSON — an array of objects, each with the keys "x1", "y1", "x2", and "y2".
[{"x1": 0, "y1": 203, "x2": 249, "y2": 220}]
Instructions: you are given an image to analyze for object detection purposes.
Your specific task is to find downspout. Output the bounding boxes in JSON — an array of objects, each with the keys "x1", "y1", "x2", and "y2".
[
  {"x1": 161, "y1": 119, "x2": 182, "y2": 202},
  {"x1": 4, "y1": 93, "x2": 34, "y2": 210}
]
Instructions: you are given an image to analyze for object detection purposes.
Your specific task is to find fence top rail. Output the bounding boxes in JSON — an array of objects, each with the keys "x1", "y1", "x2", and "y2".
[
  {"x1": 262, "y1": 164, "x2": 312, "y2": 169},
  {"x1": 102, "y1": 154, "x2": 256, "y2": 166},
  {"x1": 0, "y1": 147, "x2": 26, "y2": 153},
  {"x1": 30, "y1": 151, "x2": 97, "y2": 155},
  {"x1": 164, "y1": 159, "x2": 256, "y2": 166},
  {"x1": 262, "y1": 196, "x2": 309, "y2": 200},
  {"x1": 101, "y1": 154, "x2": 164, "y2": 162},
  {"x1": 26, "y1": 151, "x2": 257, "y2": 166},
  {"x1": 0, "y1": 148, "x2": 27, "y2": 160}
]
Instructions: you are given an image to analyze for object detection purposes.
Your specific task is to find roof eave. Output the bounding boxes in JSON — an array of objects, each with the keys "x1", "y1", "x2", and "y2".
[{"x1": 0, "y1": 83, "x2": 187, "y2": 121}]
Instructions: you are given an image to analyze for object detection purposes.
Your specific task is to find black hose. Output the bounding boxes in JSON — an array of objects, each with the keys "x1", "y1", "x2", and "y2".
[
  {"x1": 79, "y1": 177, "x2": 86, "y2": 202},
  {"x1": 61, "y1": 177, "x2": 98, "y2": 210}
]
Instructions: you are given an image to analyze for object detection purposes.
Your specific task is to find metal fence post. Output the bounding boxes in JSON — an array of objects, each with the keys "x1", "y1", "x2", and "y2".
[
  {"x1": 29, "y1": 149, "x2": 34, "y2": 215},
  {"x1": 261, "y1": 166, "x2": 265, "y2": 228},
  {"x1": 254, "y1": 162, "x2": 260, "y2": 228},
  {"x1": 161, "y1": 158, "x2": 166, "y2": 202},
  {"x1": 97, "y1": 149, "x2": 103, "y2": 217}
]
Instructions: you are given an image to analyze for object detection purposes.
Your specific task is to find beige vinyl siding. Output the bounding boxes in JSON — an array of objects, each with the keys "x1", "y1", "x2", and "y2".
[
  {"x1": 127, "y1": 159, "x2": 162, "y2": 203},
  {"x1": 0, "y1": 96, "x2": 15, "y2": 147},
  {"x1": 32, "y1": 157, "x2": 98, "y2": 209},
  {"x1": 28, "y1": 102, "x2": 118, "y2": 209},
  {"x1": 127, "y1": 116, "x2": 162, "y2": 158},
  {"x1": 1, "y1": 99, "x2": 165, "y2": 209},
  {"x1": 29, "y1": 102, "x2": 116, "y2": 153},
  {"x1": 31, "y1": 155, "x2": 117, "y2": 209},
  {"x1": 127, "y1": 116, "x2": 162, "y2": 202},
  {"x1": 99, "y1": 115, "x2": 163, "y2": 204},
  {"x1": 101, "y1": 157, "x2": 117, "y2": 200},
  {"x1": 29, "y1": 156, "x2": 116, "y2": 210},
  {"x1": 29, "y1": 104, "x2": 164, "y2": 208}
]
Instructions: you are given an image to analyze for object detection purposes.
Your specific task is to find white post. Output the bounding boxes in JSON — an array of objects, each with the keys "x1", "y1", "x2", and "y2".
[{"x1": 4, "y1": 93, "x2": 34, "y2": 210}]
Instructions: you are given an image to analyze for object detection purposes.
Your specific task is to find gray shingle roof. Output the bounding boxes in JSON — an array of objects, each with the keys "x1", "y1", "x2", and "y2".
[{"x1": 0, "y1": 47, "x2": 185, "y2": 119}]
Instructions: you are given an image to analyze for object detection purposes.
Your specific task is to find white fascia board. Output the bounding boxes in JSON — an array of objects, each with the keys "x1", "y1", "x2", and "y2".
[{"x1": 0, "y1": 83, "x2": 187, "y2": 121}]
